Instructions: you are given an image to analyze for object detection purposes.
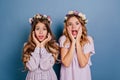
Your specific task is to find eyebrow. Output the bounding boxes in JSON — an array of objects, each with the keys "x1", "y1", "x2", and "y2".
[
  {"x1": 36, "y1": 25, "x2": 46, "y2": 28},
  {"x1": 68, "y1": 20, "x2": 80, "y2": 23}
]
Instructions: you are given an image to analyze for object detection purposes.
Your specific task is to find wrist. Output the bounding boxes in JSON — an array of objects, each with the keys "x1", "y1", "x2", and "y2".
[
  {"x1": 71, "y1": 41, "x2": 76, "y2": 46},
  {"x1": 40, "y1": 43, "x2": 45, "y2": 48},
  {"x1": 76, "y1": 40, "x2": 80, "y2": 44},
  {"x1": 76, "y1": 37, "x2": 80, "y2": 42},
  {"x1": 36, "y1": 44, "x2": 41, "y2": 48},
  {"x1": 71, "y1": 38, "x2": 76, "y2": 43},
  {"x1": 40, "y1": 45, "x2": 45, "y2": 48},
  {"x1": 76, "y1": 42, "x2": 81, "y2": 48}
]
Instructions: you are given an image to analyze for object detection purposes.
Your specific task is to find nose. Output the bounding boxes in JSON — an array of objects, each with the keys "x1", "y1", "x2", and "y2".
[
  {"x1": 39, "y1": 30, "x2": 43, "y2": 34},
  {"x1": 72, "y1": 24, "x2": 76, "y2": 29}
]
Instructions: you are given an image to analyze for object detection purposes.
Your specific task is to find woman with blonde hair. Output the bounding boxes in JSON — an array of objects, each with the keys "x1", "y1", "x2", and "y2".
[{"x1": 59, "y1": 10, "x2": 95, "y2": 80}]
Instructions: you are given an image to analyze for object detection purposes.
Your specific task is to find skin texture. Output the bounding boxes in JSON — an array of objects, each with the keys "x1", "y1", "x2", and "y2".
[
  {"x1": 61, "y1": 16, "x2": 90, "y2": 68},
  {"x1": 34, "y1": 22, "x2": 52, "y2": 48}
]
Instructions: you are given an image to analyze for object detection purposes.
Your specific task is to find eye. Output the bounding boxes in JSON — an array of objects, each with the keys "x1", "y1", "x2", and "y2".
[
  {"x1": 43, "y1": 27, "x2": 47, "y2": 30},
  {"x1": 67, "y1": 23, "x2": 72, "y2": 26},
  {"x1": 76, "y1": 22, "x2": 80, "y2": 25},
  {"x1": 35, "y1": 27, "x2": 40, "y2": 30}
]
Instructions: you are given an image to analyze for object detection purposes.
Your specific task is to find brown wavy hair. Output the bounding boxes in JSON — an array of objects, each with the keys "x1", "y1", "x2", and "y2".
[
  {"x1": 63, "y1": 14, "x2": 89, "y2": 47},
  {"x1": 22, "y1": 14, "x2": 59, "y2": 68}
]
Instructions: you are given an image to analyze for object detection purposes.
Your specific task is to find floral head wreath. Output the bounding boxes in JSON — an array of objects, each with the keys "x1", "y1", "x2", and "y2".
[
  {"x1": 64, "y1": 10, "x2": 88, "y2": 24},
  {"x1": 29, "y1": 13, "x2": 52, "y2": 25}
]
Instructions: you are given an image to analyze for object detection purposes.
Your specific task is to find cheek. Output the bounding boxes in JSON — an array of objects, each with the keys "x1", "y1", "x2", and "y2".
[
  {"x1": 34, "y1": 31, "x2": 38, "y2": 36},
  {"x1": 78, "y1": 26, "x2": 82, "y2": 29},
  {"x1": 67, "y1": 26, "x2": 72, "y2": 30},
  {"x1": 44, "y1": 31, "x2": 48, "y2": 37}
]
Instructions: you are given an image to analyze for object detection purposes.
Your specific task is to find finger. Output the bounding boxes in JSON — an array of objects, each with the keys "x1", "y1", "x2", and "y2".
[
  {"x1": 32, "y1": 31, "x2": 37, "y2": 41},
  {"x1": 67, "y1": 27, "x2": 70, "y2": 34},
  {"x1": 47, "y1": 33, "x2": 52, "y2": 41},
  {"x1": 76, "y1": 27, "x2": 82, "y2": 40},
  {"x1": 32, "y1": 31, "x2": 36, "y2": 39},
  {"x1": 67, "y1": 27, "x2": 71, "y2": 36},
  {"x1": 42, "y1": 33, "x2": 50, "y2": 43},
  {"x1": 79, "y1": 27, "x2": 82, "y2": 33},
  {"x1": 32, "y1": 31, "x2": 40, "y2": 45}
]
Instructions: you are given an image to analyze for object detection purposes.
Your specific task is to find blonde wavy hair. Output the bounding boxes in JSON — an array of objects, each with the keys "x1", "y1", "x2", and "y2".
[
  {"x1": 22, "y1": 14, "x2": 59, "y2": 68},
  {"x1": 63, "y1": 14, "x2": 89, "y2": 47}
]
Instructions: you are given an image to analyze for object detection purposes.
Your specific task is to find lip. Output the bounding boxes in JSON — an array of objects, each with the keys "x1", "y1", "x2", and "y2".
[
  {"x1": 38, "y1": 35, "x2": 44, "y2": 39},
  {"x1": 71, "y1": 30, "x2": 78, "y2": 35},
  {"x1": 72, "y1": 30, "x2": 77, "y2": 32}
]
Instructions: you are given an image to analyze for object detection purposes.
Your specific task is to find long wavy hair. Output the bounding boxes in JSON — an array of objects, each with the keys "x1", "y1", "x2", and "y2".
[
  {"x1": 63, "y1": 14, "x2": 89, "y2": 47},
  {"x1": 22, "y1": 15, "x2": 59, "y2": 68}
]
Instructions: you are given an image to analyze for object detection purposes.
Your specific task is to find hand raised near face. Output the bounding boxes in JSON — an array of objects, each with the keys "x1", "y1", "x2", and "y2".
[
  {"x1": 76, "y1": 27, "x2": 82, "y2": 42},
  {"x1": 40, "y1": 33, "x2": 52, "y2": 47},
  {"x1": 67, "y1": 27, "x2": 76, "y2": 43},
  {"x1": 32, "y1": 31, "x2": 41, "y2": 47}
]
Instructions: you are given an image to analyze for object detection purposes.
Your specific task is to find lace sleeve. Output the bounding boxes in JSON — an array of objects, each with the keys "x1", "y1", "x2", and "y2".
[
  {"x1": 39, "y1": 47, "x2": 55, "y2": 70},
  {"x1": 26, "y1": 47, "x2": 40, "y2": 71}
]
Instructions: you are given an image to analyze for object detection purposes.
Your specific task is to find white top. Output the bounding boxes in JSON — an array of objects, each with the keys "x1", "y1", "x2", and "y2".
[
  {"x1": 59, "y1": 35, "x2": 95, "y2": 80},
  {"x1": 25, "y1": 47, "x2": 57, "y2": 80}
]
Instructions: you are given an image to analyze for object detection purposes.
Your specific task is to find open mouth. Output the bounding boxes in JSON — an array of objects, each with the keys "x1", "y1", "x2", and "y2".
[
  {"x1": 38, "y1": 35, "x2": 44, "y2": 39},
  {"x1": 72, "y1": 30, "x2": 78, "y2": 35}
]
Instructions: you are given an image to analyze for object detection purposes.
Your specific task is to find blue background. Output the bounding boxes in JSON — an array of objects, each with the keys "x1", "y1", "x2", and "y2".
[{"x1": 0, "y1": 0, "x2": 120, "y2": 80}]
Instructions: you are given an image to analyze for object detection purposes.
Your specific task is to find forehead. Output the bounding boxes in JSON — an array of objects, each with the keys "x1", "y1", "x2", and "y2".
[
  {"x1": 67, "y1": 16, "x2": 79, "y2": 23},
  {"x1": 35, "y1": 22, "x2": 46, "y2": 28}
]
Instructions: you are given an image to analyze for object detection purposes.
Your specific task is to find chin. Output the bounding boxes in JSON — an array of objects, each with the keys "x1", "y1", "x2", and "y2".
[
  {"x1": 74, "y1": 37, "x2": 76, "y2": 39},
  {"x1": 73, "y1": 35, "x2": 77, "y2": 38},
  {"x1": 38, "y1": 39, "x2": 44, "y2": 42}
]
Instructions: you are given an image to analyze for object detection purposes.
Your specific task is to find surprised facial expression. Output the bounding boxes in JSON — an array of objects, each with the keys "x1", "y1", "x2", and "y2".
[
  {"x1": 67, "y1": 16, "x2": 82, "y2": 38},
  {"x1": 34, "y1": 22, "x2": 48, "y2": 42}
]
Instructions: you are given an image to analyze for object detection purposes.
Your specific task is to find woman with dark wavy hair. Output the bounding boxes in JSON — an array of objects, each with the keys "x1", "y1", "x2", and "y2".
[{"x1": 22, "y1": 13, "x2": 59, "y2": 80}]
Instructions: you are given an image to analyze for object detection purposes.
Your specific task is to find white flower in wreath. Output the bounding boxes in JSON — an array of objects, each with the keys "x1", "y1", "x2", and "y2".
[
  {"x1": 64, "y1": 16, "x2": 67, "y2": 20},
  {"x1": 82, "y1": 14, "x2": 86, "y2": 20},
  {"x1": 43, "y1": 15, "x2": 47, "y2": 18},
  {"x1": 78, "y1": 13, "x2": 86, "y2": 20},
  {"x1": 85, "y1": 19, "x2": 88, "y2": 23},
  {"x1": 36, "y1": 15, "x2": 41, "y2": 18},
  {"x1": 29, "y1": 18, "x2": 33, "y2": 24},
  {"x1": 68, "y1": 11, "x2": 74, "y2": 14},
  {"x1": 78, "y1": 13, "x2": 82, "y2": 16}
]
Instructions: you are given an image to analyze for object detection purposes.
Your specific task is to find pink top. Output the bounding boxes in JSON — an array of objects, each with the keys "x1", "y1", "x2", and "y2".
[
  {"x1": 25, "y1": 47, "x2": 57, "y2": 80},
  {"x1": 59, "y1": 35, "x2": 95, "y2": 80}
]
